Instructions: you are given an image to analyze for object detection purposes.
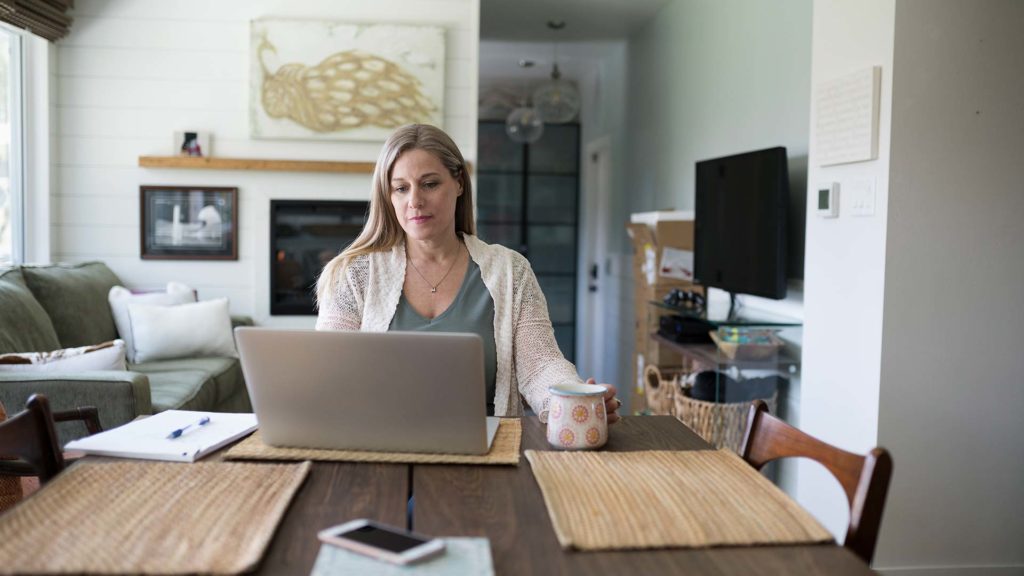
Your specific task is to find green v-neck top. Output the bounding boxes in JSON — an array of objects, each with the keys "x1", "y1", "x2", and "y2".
[{"x1": 388, "y1": 259, "x2": 497, "y2": 416}]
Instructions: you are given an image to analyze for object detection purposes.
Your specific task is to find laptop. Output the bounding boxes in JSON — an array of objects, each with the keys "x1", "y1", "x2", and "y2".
[{"x1": 235, "y1": 328, "x2": 500, "y2": 455}]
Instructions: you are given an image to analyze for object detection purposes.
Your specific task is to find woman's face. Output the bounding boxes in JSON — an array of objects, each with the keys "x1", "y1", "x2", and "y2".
[{"x1": 389, "y1": 148, "x2": 462, "y2": 243}]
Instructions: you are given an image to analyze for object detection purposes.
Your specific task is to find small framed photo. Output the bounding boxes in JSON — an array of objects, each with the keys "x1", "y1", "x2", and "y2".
[
  {"x1": 174, "y1": 131, "x2": 211, "y2": 157},
  {"x1": 140, "y1": 186, "x2": 238, "y2": 260}
]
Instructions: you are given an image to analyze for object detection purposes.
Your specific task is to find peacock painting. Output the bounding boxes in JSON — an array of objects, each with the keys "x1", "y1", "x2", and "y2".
[{"x1": 250, "y1": 20, "x2": 446, "y2": 141}]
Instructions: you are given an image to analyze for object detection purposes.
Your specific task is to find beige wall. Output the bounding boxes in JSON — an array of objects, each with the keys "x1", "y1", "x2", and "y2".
[
  {"x1": 876, "y1": 0, "x2": 1024, "y2": 573},
  {"x1": 801, "y1": 1, "x2": 1024, "y2": 572}
]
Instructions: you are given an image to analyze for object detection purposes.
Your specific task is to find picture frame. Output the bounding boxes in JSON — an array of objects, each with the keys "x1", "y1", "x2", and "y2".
[
  {"x1": 140, "y1": 186, "x2": 238, "y2": 260},
  {"x1": 173, "y1": 131, "x2": 211, "y2": 157},
  {"x1": 250, "y1": 19, "x2": 446, "y2": 141}
]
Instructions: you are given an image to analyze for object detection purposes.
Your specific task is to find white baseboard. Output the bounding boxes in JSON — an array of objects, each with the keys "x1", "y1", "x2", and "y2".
[{"x1": 879, "y1": 565, "x2": 1024, "y2": 576}]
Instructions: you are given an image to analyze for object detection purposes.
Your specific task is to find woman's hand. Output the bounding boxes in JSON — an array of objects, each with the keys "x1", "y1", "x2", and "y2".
[{"x1": 586, "y1": 378, "x2": 622, "y2": 424}]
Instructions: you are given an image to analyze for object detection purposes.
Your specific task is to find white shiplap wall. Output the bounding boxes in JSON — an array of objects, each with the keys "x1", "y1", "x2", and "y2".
[{"x1": 54, "y1": 0, "x2": 479, "y2": 326}]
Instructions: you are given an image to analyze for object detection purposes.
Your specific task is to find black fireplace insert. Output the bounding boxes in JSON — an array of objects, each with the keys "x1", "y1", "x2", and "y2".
[{"x1": 270, "y1": 199, "x2": 369, "y2": 315}]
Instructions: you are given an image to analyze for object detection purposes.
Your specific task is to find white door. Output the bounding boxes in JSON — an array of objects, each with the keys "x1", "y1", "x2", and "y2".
[{"x1": 577, "y1": 136, "x2": 612, "y2": 382}]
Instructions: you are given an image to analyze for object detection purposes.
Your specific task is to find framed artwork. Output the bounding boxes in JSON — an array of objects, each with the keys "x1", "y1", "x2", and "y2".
[
  {"x1": 250, "y1": 19, "x2": 446, "y2": 141},
  {"x1": 140, "y1": 186, "x2": 238, "y2": 260},
  {"x1": 173, "y1": 131, "x2": 211, "y2": 157}
]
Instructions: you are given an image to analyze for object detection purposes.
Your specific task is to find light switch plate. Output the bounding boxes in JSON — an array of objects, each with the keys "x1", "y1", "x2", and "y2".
[
  {"x1": 849, "y1": 179, "x2": 876, "y2": 216},
  {"x1": 816, "y1": 183, "x2": 839, "y2": 218}
]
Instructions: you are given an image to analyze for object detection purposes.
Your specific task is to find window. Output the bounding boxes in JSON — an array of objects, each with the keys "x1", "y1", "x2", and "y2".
[{"x1": 0, "y1": 26, "x2": 22, "y2": 265}]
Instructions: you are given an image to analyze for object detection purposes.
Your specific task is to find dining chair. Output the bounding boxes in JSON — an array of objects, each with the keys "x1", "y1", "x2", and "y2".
[
  {"x1": 739, "y1": 399, "x2": 893, "y2": 564},
  {"x1": 0, "y1": 394, "x2": 102, "y2": 485}
]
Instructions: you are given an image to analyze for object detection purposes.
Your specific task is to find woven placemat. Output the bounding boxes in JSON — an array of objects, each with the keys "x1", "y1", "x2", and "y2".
[
  {"x1": 525, "y1": 449, "x2": 833, "y2": 550},
  {"x1": 224, "y1": 418, "x2": 521, "y2": 465},
  {"x1": 0, "y1": 460, "x2": 311, "y2": 574}
]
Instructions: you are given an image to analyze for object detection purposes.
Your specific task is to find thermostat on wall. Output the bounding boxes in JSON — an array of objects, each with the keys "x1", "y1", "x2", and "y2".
[{"x1": 817, "y1": 183, "x2": 839, "y2": 218}]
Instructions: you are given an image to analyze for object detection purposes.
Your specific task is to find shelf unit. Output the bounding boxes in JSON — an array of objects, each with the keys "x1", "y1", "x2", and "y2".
[
  {"x1": 650, "y1": 333, "x2": 800, "y2": 372},
  {"x1": 645, "y1": 299, "x2": 802, "y2": 455},
  {"x1": 646, "y1": 299, "x2": 801, "y2": 372},
  {"x1": 648, "y1": 300, "x2": 803, "y2": 328}
]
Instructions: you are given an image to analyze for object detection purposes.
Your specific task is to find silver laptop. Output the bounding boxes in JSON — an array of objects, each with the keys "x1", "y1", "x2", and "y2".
[{"x1": 235, "y1": 328, "x2": 500, "y2": 455}]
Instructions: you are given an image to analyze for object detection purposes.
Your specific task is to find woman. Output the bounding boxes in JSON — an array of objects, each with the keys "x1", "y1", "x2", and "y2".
[{"x1": 316, "y1": 124, "x2": 620, "y2": 423}]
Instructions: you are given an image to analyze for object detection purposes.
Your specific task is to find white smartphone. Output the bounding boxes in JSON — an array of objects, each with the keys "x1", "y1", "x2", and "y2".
[{"x1": 317, "y1": 519, "x2": 446, "y2": 565}]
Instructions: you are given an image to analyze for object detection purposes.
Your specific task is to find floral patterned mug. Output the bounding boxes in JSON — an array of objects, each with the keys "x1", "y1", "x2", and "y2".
[{"x1": 546, "y1": 383, "x2": 608, "y2": 450}]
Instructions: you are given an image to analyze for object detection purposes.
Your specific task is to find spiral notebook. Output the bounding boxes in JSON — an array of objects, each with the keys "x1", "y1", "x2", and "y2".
[{"x1": 65, "y1": 410, "x2": 258, "y2": 462}]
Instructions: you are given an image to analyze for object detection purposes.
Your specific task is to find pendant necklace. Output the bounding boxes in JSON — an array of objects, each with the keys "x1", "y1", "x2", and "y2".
[{"x1": 408, "y1": 244, "x2": 462, "y2": 294}]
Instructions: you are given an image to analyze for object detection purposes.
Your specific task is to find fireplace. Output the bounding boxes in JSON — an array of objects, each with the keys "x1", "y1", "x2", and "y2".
[{"x1": 270, "y1": 200, "x2": 369, "y2": 315}]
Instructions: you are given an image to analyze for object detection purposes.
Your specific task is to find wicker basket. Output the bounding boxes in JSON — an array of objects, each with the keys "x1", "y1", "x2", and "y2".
[
  {"x1": 642, "y1": 363, "x2": 697, "y2": 416},
  {"x1": 642, "y1": 365, "x2": 675, "y2": 415},
  {"x1": 673, "y1": 383, "x2": 777, "y2": 454}
]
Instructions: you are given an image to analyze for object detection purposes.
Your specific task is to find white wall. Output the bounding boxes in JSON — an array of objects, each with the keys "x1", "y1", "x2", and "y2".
[
  {"x1": 622, "y1": 0, "x2": 812, "y2": 492},
  {"x1": 798, "y1": 0, "x2": 896, "y2": 541},
  {"x1": 53, "y1": 0, "x2": 479, "y2": 326},
  {"x1": 624, "y1": 0, "x2": 811, "y2": 229},
  {"x1": 875, "y1": 1, "x2": 1024, "y2": 573}
]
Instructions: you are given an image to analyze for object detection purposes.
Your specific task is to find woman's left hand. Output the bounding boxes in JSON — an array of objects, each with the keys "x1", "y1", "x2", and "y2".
[{"x1": 586, "y1": 378, "x2": 622, "y2": 424}]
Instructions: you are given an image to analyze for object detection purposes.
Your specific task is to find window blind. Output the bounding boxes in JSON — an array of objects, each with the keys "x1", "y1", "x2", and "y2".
[{"x1": 0, "y1": 0, "x2": 73, "y2": 42}]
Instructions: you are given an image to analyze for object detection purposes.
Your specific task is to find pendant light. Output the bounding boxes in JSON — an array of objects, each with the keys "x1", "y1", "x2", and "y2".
[
  {"x1": 505, "y1": 59, "x2": 544, "y2": 144},
  {"x1": 532, "y1": 20, "x2": 580, "y2": 124}
]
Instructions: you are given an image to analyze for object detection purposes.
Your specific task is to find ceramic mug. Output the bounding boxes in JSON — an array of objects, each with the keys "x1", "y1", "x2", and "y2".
[{"x1": 546, "y1": 383, "x2": 608, "y2": 450}]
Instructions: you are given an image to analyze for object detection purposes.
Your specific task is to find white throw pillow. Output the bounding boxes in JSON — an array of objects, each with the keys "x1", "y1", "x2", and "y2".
[
  {"x1": 128, "y1": 298, "x2": 237, "y2": 364},
  {"x1": 109, "y1": 282, "x2": 196, "y2": 363},
  {"x1": 0, "y1": 340, "x2": 127, "y2": 372}
]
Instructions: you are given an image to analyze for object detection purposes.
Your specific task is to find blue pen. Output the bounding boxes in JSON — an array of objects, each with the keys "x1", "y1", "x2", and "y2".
[{"x1": 166, "y1": 416, "x2": 211, "y2": 439}]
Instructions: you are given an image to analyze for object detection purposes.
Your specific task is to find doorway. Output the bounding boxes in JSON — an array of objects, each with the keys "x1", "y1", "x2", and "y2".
[{"x1": 578, "y1": 136, "x2": 612, "y2": 382}]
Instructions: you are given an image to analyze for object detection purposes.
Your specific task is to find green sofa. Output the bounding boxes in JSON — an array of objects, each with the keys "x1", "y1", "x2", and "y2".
[{"x1": 0, "y1": 262, "x2": 252, "y2": 442}]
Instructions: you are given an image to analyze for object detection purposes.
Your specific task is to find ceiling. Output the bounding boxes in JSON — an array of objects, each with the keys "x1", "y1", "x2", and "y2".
[{"x1": 480, "y1": 0, "x2": 671, "y2": 41}]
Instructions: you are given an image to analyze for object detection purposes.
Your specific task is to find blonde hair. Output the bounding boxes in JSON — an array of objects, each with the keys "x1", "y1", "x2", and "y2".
[{"x1": 315, "y1": 124, "x2": 475, "y2": 307}]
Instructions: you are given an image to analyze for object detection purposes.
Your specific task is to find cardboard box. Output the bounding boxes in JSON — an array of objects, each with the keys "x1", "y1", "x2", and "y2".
[
  {"x1": 626, "y1": 211, "x2": 703, "y2": 413},
  {"x1": 627, "y1": 211, "x2": 699, "y2": 286}
]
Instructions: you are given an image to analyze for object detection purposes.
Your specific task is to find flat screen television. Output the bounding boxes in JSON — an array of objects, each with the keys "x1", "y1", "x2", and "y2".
[{"x1": 694, "y1": 146, "x2": 789, "y2": 301}]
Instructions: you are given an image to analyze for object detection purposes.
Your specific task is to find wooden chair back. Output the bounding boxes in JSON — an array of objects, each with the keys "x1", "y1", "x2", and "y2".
[
  {"x1": 53, "y1": 406, "x2": 102, "y2": 436},
  {"x1": 739, "y1": 399, "x2": 893, "y2": 564},
  {"x1": 0, "y1": 394, "x2": 66, "y2": 484}
]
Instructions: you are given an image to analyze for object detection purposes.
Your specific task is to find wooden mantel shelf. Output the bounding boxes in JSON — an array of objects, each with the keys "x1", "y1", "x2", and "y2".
[{"x1": 138, "y1": 155, "x2": 376, "y2": 174}]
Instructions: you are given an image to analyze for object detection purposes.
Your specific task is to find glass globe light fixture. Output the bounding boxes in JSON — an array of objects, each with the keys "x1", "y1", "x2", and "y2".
[
  {"x1": 532, "y1": 19, "x2": 580, "y2": 124},
  {"x1": 532, "y1": 63, "x2": 580, "y2": 123},
  {"x1": 505, "y1": 58, "x2": 544, "y2": 144},
  {"x1": 505, "y1": 105, "x2": 544, "y2": 143}
]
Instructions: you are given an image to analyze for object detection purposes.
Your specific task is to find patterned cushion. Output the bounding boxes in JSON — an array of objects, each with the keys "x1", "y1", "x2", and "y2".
[{"x1": 0, "y1": 340, "x2": 127, "y2": 372}]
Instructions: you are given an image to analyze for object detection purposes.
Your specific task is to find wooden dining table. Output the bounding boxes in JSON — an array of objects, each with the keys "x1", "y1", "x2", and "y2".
[{"x1": 248, "y1": 416, "x2": 874, "y2": 575}]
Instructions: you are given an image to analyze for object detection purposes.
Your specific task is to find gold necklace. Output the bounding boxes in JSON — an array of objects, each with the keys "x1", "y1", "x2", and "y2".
[{"x1": 407, "y1": 244, "x2": 463, "y2": 294}]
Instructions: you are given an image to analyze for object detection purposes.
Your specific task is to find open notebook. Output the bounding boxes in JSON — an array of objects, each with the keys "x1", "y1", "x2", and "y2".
[{"x1": 65, "y1": 410, "x2": 257, "y2": 462}]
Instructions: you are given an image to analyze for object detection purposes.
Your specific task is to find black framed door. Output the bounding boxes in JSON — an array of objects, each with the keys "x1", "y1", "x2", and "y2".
[{"x1": 476, "y1": 121, "x2": 580, "y2": 361}]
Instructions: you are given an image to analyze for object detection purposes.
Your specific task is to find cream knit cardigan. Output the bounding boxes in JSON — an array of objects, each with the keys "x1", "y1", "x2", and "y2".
[{"x1": 315, "y1": 234, "x2": 582, "y2": 418}]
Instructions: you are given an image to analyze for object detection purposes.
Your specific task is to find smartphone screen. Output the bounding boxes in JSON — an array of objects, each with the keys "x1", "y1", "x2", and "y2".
[{"x1": 337, "y1": 524, "x2": 429, "y2": 553}]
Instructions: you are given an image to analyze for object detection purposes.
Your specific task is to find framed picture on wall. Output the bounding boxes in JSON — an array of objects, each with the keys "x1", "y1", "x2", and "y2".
[
  {"x1": 173, "y1": 130, "x2": 212, "y2": 157},
  {"x1": 249, "y1": 19, "x2": 446, "y2": 141},
  {"x1": 140, "y1": 186, "x2": 238, "y2": 260}
]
